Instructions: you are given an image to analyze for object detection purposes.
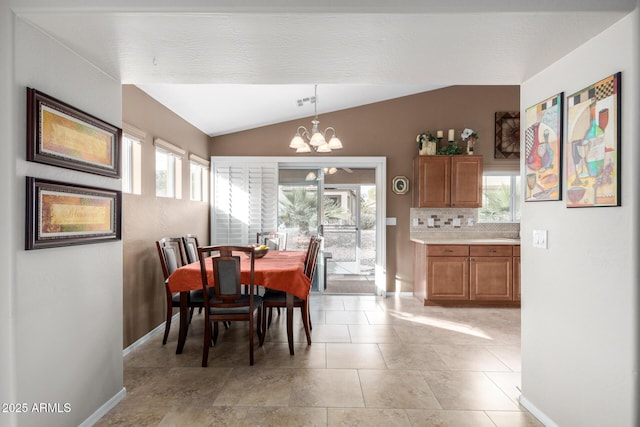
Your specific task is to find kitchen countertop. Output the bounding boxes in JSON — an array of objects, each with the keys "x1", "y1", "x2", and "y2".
[{"x1": 410, "y1": 236, "x2": 520, "y2": 245}]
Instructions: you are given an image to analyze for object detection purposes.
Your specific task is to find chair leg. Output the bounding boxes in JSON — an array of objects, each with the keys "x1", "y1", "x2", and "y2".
[
  {"x1": 267, "y1": 307, "x2": 274, "y2": 327},
  {"x1": 301, "y1": 301, "x2": 312, "y2": 345},
  {"x1": 249, "y1": 311, "x2": 255, "y2": 366},
  {"x1": 202, "y1": 318, "x2": 211, "y2": 367},
  {"x1": 213, "y1": 322, "x2": 219, "y2": 345},
  {"x1": 259, "y1": 306, "x2": 267, "y2": 346},
  {"x1": 163, "y1": 307, "x2": 172, "y2": 345},
  {"x1": 188, "y1": 307, "x2": 195, "y2": 324}
]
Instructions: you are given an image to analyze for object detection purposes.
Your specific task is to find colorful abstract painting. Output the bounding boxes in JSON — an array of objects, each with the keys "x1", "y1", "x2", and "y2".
[
  {"x1": 524, "y1": 93, "x2": 563, "y2": 201},
  {"x1": 566, "y1": 73, "x2": 621, "y2": 207}
]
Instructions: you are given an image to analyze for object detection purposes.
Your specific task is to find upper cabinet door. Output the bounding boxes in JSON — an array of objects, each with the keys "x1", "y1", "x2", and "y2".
[
  {"x1": 451, "y1": 156, "x2": 483, "y2": 208},
  {"x1": 413, "y1": 156, "x2": 450, "y2": 207}
]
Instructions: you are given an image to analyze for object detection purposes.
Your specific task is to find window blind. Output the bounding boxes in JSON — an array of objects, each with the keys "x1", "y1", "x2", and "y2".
[{"x1": 212, "y1": 161, "x2": 278, "y2": 246}]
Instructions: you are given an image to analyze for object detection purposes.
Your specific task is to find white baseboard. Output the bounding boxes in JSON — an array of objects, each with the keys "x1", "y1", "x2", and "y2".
[
  {"x1": 123, "y1": 313, "x2": 179, "y2": 357},
  {"x1": 79, "y1": 387, "x2": 126, "y2": 427},
  {"x1": 519, "y1": 394, "x2": 558, "y2": 427}
]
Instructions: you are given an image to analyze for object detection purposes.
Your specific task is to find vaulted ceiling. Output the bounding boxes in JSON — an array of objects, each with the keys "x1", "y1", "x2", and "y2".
[{"x1": 16, "y1": 1, "x2": 635, "y2": 136}]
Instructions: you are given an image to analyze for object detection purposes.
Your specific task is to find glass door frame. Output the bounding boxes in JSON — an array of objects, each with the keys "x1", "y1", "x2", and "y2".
[{"x1": 276, "y1": 156, "x2": 387, "y2": 296}]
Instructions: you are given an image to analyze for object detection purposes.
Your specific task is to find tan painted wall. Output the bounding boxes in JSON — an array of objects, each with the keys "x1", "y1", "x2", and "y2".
[
  {"x1": 211, "y1": 86, "x2": 519, "y2": 293},
  {"x1": 122, "y1": 85, "x2": 210, "y2": 347}
]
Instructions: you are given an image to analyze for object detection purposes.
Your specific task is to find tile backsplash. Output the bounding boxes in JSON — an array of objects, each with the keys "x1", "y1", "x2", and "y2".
[{"x1": 410, "y1": 208, "x2": 520, "y2": 239}]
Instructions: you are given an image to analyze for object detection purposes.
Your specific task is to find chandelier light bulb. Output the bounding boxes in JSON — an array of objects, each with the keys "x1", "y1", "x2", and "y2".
[
  {"x1": 328, "y1": 136, "x2": 342, "y2": 150},
  {"x1": 289, "y1": 134, "x2": 306, "y2": 149},
  {"x1": 296, "y1": 144, "x2": 311, "y2": 153}
]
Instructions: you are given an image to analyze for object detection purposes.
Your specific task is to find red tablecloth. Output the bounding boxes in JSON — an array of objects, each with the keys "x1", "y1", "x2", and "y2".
[{"x1": 168, "y1": 250, "x2": 311, "y2": 300}]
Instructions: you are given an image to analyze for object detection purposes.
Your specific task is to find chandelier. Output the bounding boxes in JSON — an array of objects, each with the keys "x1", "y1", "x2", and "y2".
[{"x1": 289, "y1": 85, "x2": 343, "y2": 153}]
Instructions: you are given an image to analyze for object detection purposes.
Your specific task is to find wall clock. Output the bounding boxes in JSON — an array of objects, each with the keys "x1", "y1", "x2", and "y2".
[
  {"x1": 392, "y1": 176, "x2": 409, "y2": 194},
  {"x1": 495, "y1": 111, "x2": 521, "y2": 159}
]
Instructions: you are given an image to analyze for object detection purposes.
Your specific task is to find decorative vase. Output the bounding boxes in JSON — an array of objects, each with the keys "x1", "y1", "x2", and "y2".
[
  {"x1": 466, "y1": 137, "x2": 476, "y2": 155},
  {"x1": 419, "y1": 144, "x2": 429, "y2": 155},
  {"x1": 426, "y1": 140, "x2": 437, "y2": 155}
]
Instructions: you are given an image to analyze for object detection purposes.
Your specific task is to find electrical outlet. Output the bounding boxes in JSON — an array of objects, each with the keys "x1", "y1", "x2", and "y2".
[
  {"x1": 453, "y1": 218, "x2": 461, "y2": 227},
  {"x1": 533, "y1": 229, "x2": 548, "y2": 249},
  {"x1": 427, "y1": 218, "x2": 435, "y2": 227},
  {"x1": 467, "y1": 218, "x2": 474, "y2": 226},
  {"x1": 412, "y1": 218, "x2": 419, "y2": 227}
]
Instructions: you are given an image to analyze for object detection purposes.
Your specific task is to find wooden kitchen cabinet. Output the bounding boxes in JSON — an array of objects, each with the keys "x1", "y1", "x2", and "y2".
[
  {"x1": 413, "y1": 155, "x2": 483, "y2": 208},
  {"x1": 418, "y1": 243, "x2": 520, "y2": 307},
  {"x1": 513, "y1": 245, "x2": 521, "y2": 301},
  {"x1": 469, "y1": 245, "x2": 513, "y2": 301},
  {"x1": 427, "y1": 245, "x2": 469, "y2": 301}
]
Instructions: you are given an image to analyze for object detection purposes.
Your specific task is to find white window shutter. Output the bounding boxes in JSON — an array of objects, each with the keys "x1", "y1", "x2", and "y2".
[{"x1": 212, "y1": 160, "x2": 278, "y2": 246}]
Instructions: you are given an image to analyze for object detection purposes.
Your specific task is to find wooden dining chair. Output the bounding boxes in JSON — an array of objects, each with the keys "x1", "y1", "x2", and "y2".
[
  {"x1": 257, "y1": 231, "x2": 287, "y2": 250},
  {"x1": 260, "y1": 236, "x2": 321, "y2": 347},
  {"x1": 155, "y1": 237, "x2": 205, "y2": 345},
  {"x1": 197, "y1": 245, "x2": 263, "y2": 366},
  {"x1": 182, "y1": 234, "x2": 200, "y2": 264}
]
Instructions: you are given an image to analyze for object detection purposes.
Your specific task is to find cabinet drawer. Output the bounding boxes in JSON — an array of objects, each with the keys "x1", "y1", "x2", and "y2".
[
  {"x1": 513, "y1": 245, "x2": 520, "y2": 256},
  {"x1": 470, "y1": 245, "x2": 512, "y2": 257},
  {"x1": 427, "y1": 245, "x2": 469, "y2": 257}
]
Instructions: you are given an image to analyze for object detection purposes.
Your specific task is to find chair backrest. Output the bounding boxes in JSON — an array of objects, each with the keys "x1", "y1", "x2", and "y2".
[
  {"x1": 156, "y1": 237, "x2": 188, "y2": 281},
  {"x1": 182, "y1": 234, "x2": 200, "y2": 264},
  {"x1": 305, "y1": 236, "x2": 322, "y2": 281},
  {"x1": 257, "y1": 231, "x2": 287, "y2": 251},
  {"x1": 303, "y1": 235, "x2": 318, "y2": 271},
  {"x1": 197, "y1": 245, "x2": 256, "y2": 307}
]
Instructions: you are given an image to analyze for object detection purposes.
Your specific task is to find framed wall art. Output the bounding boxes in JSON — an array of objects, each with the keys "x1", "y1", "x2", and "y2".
[
  {"x1": 27, "y1": 87, "x2": 122, "y2": 178},
  {"x1": 524, "y1": 93, "x2": 563, "y2": 201},
  {"x1": 392, "y1": 176, "x2": 409, "y2": 194},
  {"x1": 566, "y1": 72, "x2": 621, "y2": 207},
  {"x1": 494, "y1": 111, "x2": 521, "y2": 159},
  {"x1": 26, "y1": 177, "x2": 122, "y2": 250}
]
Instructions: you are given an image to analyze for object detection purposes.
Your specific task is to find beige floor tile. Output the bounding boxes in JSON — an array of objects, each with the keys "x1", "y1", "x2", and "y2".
[
  {"x1": 213, "y1": 368, "x2": 297, "y2": 406},
  {"x1": 326, "y1": 343, "x2": 386, "y2": 369},
  {"x1": 348, "y1": 324, "x2": 402, "y2": 343},
  {"x1": 486, "y1": 410, "x2": 545, "y2": 426},
  {"x1": 423, "y1": 370, "x2": 520, "y2": 411},
  {"x1": 485, "y1": 345, "x2": 522, "y2": 371},
  {"x1": 431, "y1": 344, "x2": 512, "y2": 371},
  {"x1": 377, "y1": 343, "x2": 448, "y2": 370},
  {"x1": 325, "y1": 310, "x2": 370, "y2": 324},
  {"x1": 97, "y1": 296, "x2": 545, "y2": 426},
  {"x1": 484, "y1": 371, "x2": 524, "y2": 404},
  {"x1": 358, "y1": 369, "x2": 441, "y2": 409},
  {"x1": 290, "y1": 369, "x2": 365, "y2": 407},
  {"x1": 303, "y1": 324, "x2": 351, "y2": 342},
  {"x1": 328, "y1": 408, "x2": 411, "y2": 426},
  {"x1": 261, "y1": 342, "x2": 327, "y2": 369},
  {"x1": 405, "y1": 409, "x2": 497, "y2": 426}
]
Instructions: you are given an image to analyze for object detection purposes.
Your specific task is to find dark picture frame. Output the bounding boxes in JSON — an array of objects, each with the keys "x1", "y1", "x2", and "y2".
[
  {"x1": 495, "y1": 111, "x2": 521, "y2": 159},
  {"x1": 524, "y1": 93, "x2": 563, "y2": 202},
  {"x1": 26, "y1": 177, "x2": 122, "y2": 250},
  {"x1": 566, "y1": 72, "x2": 621, "y2": 207},
  {"x1": 392, "y1": 176, "x2": 409, "y2": 194},
  {"x1": 27, "y1": 87, "x2": 122, "y2": 178}
]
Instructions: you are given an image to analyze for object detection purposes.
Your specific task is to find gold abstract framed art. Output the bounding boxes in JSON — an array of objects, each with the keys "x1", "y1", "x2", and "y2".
[
  {"x1": 27, "y1": 88, "x2": 122, "y2": 178},
  {"x1": 26, "y1": 177, "x2": 122, "y2": 250}
]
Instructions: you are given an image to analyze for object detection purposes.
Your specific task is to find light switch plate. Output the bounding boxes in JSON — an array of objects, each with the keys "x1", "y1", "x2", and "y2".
[
  {"x1": 386, "y1": 217, "x2": 397, "y2": 226},
  {"x1": 533, "y1": 229, "x2": 548, "y2": 249}
]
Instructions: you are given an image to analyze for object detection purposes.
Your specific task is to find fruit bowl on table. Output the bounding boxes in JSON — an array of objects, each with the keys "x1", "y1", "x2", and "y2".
[{"x1": 249, "y1": 245, "x2": 269, "y2": 258}]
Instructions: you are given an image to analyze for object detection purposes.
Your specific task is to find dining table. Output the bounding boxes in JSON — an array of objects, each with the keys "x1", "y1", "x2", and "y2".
[{"x1": 167, "y1": 249, "x2": 311, "y2": 355}]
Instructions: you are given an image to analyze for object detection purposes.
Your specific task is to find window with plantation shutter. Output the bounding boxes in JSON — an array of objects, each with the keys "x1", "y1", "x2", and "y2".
[{"x1": 211, "y1": 160, "x2": 278, "y2": 246}]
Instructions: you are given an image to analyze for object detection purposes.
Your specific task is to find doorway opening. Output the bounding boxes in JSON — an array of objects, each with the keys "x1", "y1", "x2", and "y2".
[{"x1": 277, "y1": 166, "x2": 378, "y2": 295}]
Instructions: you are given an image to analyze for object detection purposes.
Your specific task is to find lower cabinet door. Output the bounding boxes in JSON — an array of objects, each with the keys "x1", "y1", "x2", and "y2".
[
  {"x1": 427, "y1": 257, "x2": 469, "y2": 300},
  {"x1": 469, "y1": 257, "x2": 513, "y2": 301}
]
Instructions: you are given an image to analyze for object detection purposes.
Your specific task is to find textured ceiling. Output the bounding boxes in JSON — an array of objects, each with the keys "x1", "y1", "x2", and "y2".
[{"x1": 16, "y1": 1, "x2": 635, "y2": 136}]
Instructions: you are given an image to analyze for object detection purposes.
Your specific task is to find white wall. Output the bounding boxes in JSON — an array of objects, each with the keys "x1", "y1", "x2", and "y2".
[
  {"x1": 0, "y1": 12, "x2": 124, "y2": 427},
  {"x1": 520, "y1": 8, "x2": 639, "y2": 427}
]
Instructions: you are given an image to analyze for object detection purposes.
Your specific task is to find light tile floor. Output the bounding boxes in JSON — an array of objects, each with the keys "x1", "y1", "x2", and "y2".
[{"x1": 96, "y1": 294, "x2": 542, "y2": 426}]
